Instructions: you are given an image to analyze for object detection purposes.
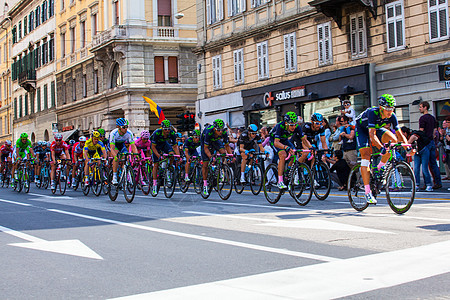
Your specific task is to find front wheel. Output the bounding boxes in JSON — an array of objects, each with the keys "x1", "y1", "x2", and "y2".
[
  {"x1": 163, "y1": 166, "x2": 176, "y2": 199},
  {"x1": 263, "y1": 164, "x2": 282, "y2": 204},
  {"x1": 107, "y1": 170, "x2": 118, "y2": 201},
  {"x1": 123, "y1": 166, "x2": 136, "y2": 203},
  {"x1": 249, "y1": 164, "x2": 263, "y2": 196},
  {"x1": 347, "y1": 164, "x2": 369, "y2": 212},
  {"x1": 289, "y1": 163, "x2": 313, "y2": 206},
  {"x1": 192, "y1": 164, "x2": 203, "y2": 194},
  {"x1": 313, "y1": 161, "x2": 331, "y2": 200},
  {"x1": 217, "y1": 164, "x2": 233, "y2": 200},
  {"x1": 385, "y1": 161, "x2": 415, "y2": 214}
]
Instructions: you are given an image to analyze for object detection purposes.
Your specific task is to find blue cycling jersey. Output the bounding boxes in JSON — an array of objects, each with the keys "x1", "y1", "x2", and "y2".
[{"x1": 356, "y1": 107, "x2": 399, "y2": 131}]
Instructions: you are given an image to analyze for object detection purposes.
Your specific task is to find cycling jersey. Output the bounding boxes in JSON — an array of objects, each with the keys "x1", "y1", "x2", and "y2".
[
  {"x1": 184, "y1": 137, "x2": 200, "y2": 156},
  {"x1": 134, "y1": 137, "x2": 152, "y2": 152},
  {"x1": 237, "y1": 130, "x2": 262, "y2": 151},
  {"x1": 1, "y1": 145, "x2": 13, "y2": 155},
  {"x1": 150, "y1": 128, "x2": 177, "y2": 147},
  {"x1": 201, "y1": 125, "x2": 229, "y2": 161},
  {"x1": 110, "y1": 128, "x2": 135, "y2": 150},
  {"x1": 355, "y1": 107, "x2": 400, "y2": 131},
  {"x1": 50, "y1": 141, "x2": 69, "y2": 155},
  {"x1": 72, "y1": 142, "x2": 84, "y2": 163},
  {"x1": 302, "y1": 122, "x2": 325, "y2": 145},
  {"x1": 15, "y1": 138, "x2": 32, "y2": 153},
  {"x1": 100, "y1": 138, "x2": 110, "y2": 151},
  {"x1": 269, "y1": 121, "x2": 303, "y2": 154},
  {"x1": 84, "y1": 139, "x2": 106, "y2": 157}
]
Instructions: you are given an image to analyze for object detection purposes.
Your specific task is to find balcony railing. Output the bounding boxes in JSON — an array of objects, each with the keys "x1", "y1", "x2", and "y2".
[
  {"x1": 157, "y1": 27, "x2": 175, "y2": 38},
  {"x1": 92, "y1": 26, "x2": 127, "y2": 49},
  {"x1": 18, "y1": 70, "x2": 36, "y2": 92}
]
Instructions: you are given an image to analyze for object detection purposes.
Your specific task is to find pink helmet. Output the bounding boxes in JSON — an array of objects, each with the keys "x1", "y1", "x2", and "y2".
[{"x1": 141, "y1": 130, "x2": 150, "y2": 139}]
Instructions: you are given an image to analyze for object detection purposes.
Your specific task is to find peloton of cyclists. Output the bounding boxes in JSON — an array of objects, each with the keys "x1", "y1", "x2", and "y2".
[
  {"x1": 183, "y1": 129, "x2": 201, "y2": 182},
  {"x1": 237, "y1": 124, "x2": 268, "y2": 183}
]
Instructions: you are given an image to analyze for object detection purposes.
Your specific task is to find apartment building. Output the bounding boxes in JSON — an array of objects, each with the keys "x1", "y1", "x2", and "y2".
[
  {"x1": 195, "y1": 0, "x2": 450, "y2": 129},
  {"x1": 55, "y1": 0, "x2": 198, "y2": 136},
  {"x1": 0, "y1": 16, "x2": 13, "y2": 143},
  {"x1": 9, "y1": 0, "x2": 57, "y2": 142}
]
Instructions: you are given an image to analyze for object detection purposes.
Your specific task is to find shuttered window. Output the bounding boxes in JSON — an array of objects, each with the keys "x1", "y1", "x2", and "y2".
[
  {"x1": 233, "y1": 48, "x2": 244, "y2": 84},
  {"x1": 206, "y1": 0, "x2": 224, "y2": 25},
  {"x1": 154, "y1": 56, "x2": 165, "y2": 83},
  {"x1": 350, "y1": 12, "x2": 367, "y2": 59},
  {"x1": 257, "y1": 41, "x2": 269, "y2": 79},
  {"x1": 284, "y1": 33, "x2": 297, "y2": 73},
  {"x1": 386, "y1": 0, "x2": 405, "y2": 51},
  {"x1": 318, "y1": 22, "x2": 332, "y2": 66},
  {"x1": 212, "y1": 55, "x2": 222, "y2": 89},
  {"x1": 251, "y1": 0, "x2": 270, "y2": 8},
  {"x1": 428, "y1": 0, "x2": 449, "y2": 42},
  {"x1": 168, "y1": 57, "x2": 178, "y2": 83},
  {"x1": 228, "y1": 0, "x2": 246, "y2": 17}
]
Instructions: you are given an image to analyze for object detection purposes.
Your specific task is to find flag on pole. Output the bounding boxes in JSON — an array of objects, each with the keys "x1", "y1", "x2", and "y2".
[{"x1": 143, "y1": 96, "x2": 166, "y2": 124}]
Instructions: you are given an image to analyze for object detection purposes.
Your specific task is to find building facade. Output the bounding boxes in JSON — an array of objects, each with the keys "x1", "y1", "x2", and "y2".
[
  {"x1": 195, "y1": 0, "x2": 450, "y2": 129},
  {"x1": 10, "y1": 0, "x2": 57, "y2": 142},
  {"x1": 55, "y1": 0, "x2": 198, "y2": 137},
  {"x1": 0, "y1": 15, "x2": 13, "y2": 143}
]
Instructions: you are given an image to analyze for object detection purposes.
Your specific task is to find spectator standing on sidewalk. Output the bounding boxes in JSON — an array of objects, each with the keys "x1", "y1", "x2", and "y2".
[
  {"x1": 406, "y1": 127, "x2": 433, "y2": 192},
  {"x1": 322, "y1": 150, "x2": 350, "y2": 191},
  {"x1": 329, "y1": 117, "x2": 342, "y2": 151},
  {"x1": 419, "y1": 101, "x2": 442, "y2": 189},
  {"x1": 438, "y1": 119, "x2": 450, "y2": 180},
  {"x1": 339, "y1": 115, "x2": 357, "y2": 168}
]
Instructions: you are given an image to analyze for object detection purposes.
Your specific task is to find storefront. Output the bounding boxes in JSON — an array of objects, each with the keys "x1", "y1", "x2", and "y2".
[{"x1": 241, "y1": 65, "x2": 372, "y2": 128}]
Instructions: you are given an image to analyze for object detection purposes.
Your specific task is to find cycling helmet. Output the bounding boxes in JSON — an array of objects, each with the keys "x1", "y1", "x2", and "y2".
[
  {"x1": 283, "y1": 112, "x2": 298, "y2": 124},
  {"x1": 116, "y1": 118, "x2": 129, "y2": 127},
  {"x1": 248, "y1": 124, "x2": 258, "y2": 132},
  {"x1": 5, "y1": 140, "x2": 11, "y2": 146},
  {"x1": 69, "y1": 139, "x2": 75, "y2": 145},
  {"x1": 378, "y1": 94, "x2": 396, "y2": 108},
  {"x1": 20, "y1": 132, "x2": 28, "y2": 139},
  {"x1": 47, "y1": 141, "x2": 51, "y2": 147},
  {"x1": 92, "y1": 131, "x2": 101, "y2": 138},
  {"x1": 192, "y1": 129, "x2": 201, "y2": 137},
  {"x1": 54, "y1": 133, "x2": 63, "y2": 141},
  {"x1": 311, "y1": 113, "x2": 324, "y2": 122},
  {"x1": 79, "y1": 136, "x2": 87, "y2": 142},
  {"x1": 140, "y1": 130, "x2": 150, "y2": 139},
  {"x1": 98, "y1": 128, "x2": 106, "y2": 136},
  {"x1": 213, "y1": 119, "x2": 225, "y2": 130},
  {"x1": 161, "y1": 119, "x2": 171, "y2": 129}
]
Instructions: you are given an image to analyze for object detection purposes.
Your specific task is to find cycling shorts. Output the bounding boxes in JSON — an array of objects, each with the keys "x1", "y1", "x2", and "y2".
[
  {"x1": 152, "y1": 142, "x2": 173, "y2": 163},
  {"x1": 201, "y1": 140, "x2": 224, "y2": 161},
  {"x1": 355, "y1": 126, "x2": 389, "y2": 150}
]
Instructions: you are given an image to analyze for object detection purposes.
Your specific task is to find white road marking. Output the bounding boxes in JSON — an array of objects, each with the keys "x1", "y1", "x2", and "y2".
[
  {"x1": 109, "y1": 239, "x2": 450, "y2": 300},
  {"x1": 183, "y1": 211, "x2": 394, "y2": 234},
  {"x1": 48, "y1": 208, "x2": 340, "y2": 262},
  {"x1": 0, "y1": 225, "x2": 102, "y2": 260},
  {"x1": 0, "y1": 199, "x2": 32, "y2": 206},
  {"x1": 28, "y1": 193, "x2": 74, "y2": 200}
]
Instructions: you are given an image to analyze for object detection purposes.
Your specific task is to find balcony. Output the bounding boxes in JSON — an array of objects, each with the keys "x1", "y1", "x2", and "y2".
[
  {"x1": 91, "y1": 26, "x2": 127, "y2": 50},
  {"x1": 157, "y1": 27, "x2": 175, "y2": 38},
  {"x1": 18, "y1": 70, "x2": 36, "y2": 92}
]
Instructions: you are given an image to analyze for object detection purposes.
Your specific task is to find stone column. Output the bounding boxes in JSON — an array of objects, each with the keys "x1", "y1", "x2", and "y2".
[{"x1": 124, "y1": 107, "x2": 150, "y2": 135}]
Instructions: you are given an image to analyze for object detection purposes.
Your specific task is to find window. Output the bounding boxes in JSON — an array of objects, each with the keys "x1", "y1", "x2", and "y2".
[
  {"x1": 49, "y1": 35, "x2": 54, "y2": 61},
  {"x1": 30, "y1": 91, "x2": 34, "y2": 113},
  {"x1": 350, "y1": 13, "x2": 367, "y2": 59},
  {"x1": 61, "y1": 0, "x2": 65, "y2": 10},
  {"x1": 158, "y1": 0, "x2": 172, "y2": 26},
  {"x1": 49, "y1": 0, "x2": 54, "y2": 17},
  {"x1": 257, "y1": 41, "x2": 269, "y2": 79},
  {"x1": 29, "y1": 11, "x2": 34, "y2": 32},
  {"x1": 4, "y1": 43, "x2": 6, "y2": 63},
  {"x1": 3, "y1": 79, "x2": 7, "y2": 99},
  {"x1": 70, "y1": 27, "x2": 75, "y2": 53},
  {"x1": 233, "y1": 48, "x2": 244, "y2": 84},
  {"x1": 51, "y1": 81, "x2": 55, "y2": 107},
  {"x1": 428, "y1": 0, "x2": 448, "y2": 42},
  {"x1": 37, "y1": 87, "x2": 41, "y2": 112},
  {"x1": 0, "y1": 81, "x2": 2, "y2": 101},
  {"x1": 42, "y1": 38, "x2": 48, "y2": 65},
  {"x1": 168, "y1": 57, "x2": 178, "y2": 83},
  {"x1": 251, "y1": 0, "x2": 269, "y2": 8},
  {"x1": 113, "y1": 0, "x2": 120, "y2": 25},
  {"x1": 14, "y1": 98, "x2": 17, "y2": 119},
  {"x1": 61, "y1": 32, "x2": 65, "y2": 58},
  {"x1": 111, "y1": 63, "x2": 123, "y2": 87},
  {"x1": 206, "y1": 0, "x2": 224, "y2": 25},
  {"x1": 93, "y1": 70, "x2": 99, "y2": 94},
  {"x1": 80, "y1": 21, "x2": 86, "y2": 48},
  {"x1": 24, "y1": 94, "x2": 28, "y2": 116},
  {"x1": 35, "y1": 6, "x2": 41, "y2": 27},
  {"x1": 12, "y1": 26, "x2": 17, "y2": 44},
  {"x1": 82, "y1": 75, "x2": 87, "y2": 97},
  {"x1": 19, "y1": 96, "x2": 22, "y2": 118},
  {"x1": 24, "y1": 17, "x2": 28, "y2": 35},
  {"x1": 43, "y1": 84, "x2": 48, "y2": 109},
  {"x1": 284, "y1": 33, "x2": 297, "y2": 73},
  {"x1": 386, "y1": 0, "x2": 405, "y2": 51},
  {"x1": 42, "y1": 1, "x2": 48, "y2": 23},
  {"x1": 0, "y1": 118, "x2": 2, "y2": 135},
  {"x1": 212, "y1": 55, "x2": 222, "y2": 89},
  {"x1": 18, "y1": 21, "x2": 22, "y2": 40},
  {"x1": 72, "y1": 79, "x2": 76, "y2": 101},
  {"x1": 62, "y1": 83, "x2": 66, "y2": 104},
  {"x1": 318, "y1": 22, "x2": 333, "y2": 66},
  {"x1": 91, "y1": 14, "x2": 97, "y2": 38},
  {"x1": 35, "y1": 43, "x2": 41, "y2": 68},
  {"x1": 228, "y1": 0, "x2": 246, "y2": 16}
]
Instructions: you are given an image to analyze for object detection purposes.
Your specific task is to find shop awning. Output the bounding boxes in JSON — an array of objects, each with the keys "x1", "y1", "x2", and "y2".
[{"x1": 60, "y1": 129, "x2": 78, "y2": 141}]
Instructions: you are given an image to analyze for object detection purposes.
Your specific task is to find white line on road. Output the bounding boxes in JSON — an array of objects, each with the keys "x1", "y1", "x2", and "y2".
[
  {"x1": 0, "y1": 199, "x2": 32, "y2": 206},
  {"x1": 110, "y1": 239, "x2": 450, "y2": 300},
  {"x1": 48, "y1": 208, "x2": 340, "y2": 262},
  {"x1": 28, "y1": 193, "x2": 74, "y2": 200},
  {"x1": 0, "y1": 225, "x2": 45, "y2": 242}
]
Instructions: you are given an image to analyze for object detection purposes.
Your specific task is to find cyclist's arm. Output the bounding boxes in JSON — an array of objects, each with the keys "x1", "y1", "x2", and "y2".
[
  {"x1": 239, "y1": 143, "x2": 245, "y2": 153},
  {"x1": 172, "y1": 144, "x2": 180, "y2": 156},
  {"x1": 51, "y1": 150, "x2": 56, "y2": 162},
  {"x1": 273, "y1": 138, "x2": 287, "y2": 150},
  {"x1": 184, "y1": 148, "x2": 190, "y2": 161},
  {"x1": 369, "y1": 128, "x2": 383, "y2": 149},
  {"x1": 203, "y1": 144, "x2": 212, "y2": 159},
  {"x1": 301, "y1": 136, "x2": 312, "y2": 149},
  {"x1": 396, "y1": 130, "x2": 408, "y2": 144},
  {"x1": 225, "y1": 143, "x2": 232, "y2": 155},
  {"x1": 407, "y1": 134, "x2": 418, "y2": 144},
  {"x1": 130, "y1": 143, "x2": 138, "y2": 154},
  {"x1": 151, "y1": 143, "x2": 160, "y2": 158},
  {"x1": 29, "y1": 147, "x2": 35, "y2": 158}
]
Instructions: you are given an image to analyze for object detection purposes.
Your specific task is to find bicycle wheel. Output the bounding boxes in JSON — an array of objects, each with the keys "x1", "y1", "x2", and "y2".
[
  {"x1": 217, "y1": 164, "x2": 233, "y2": 200},
  {"x1": 82, "y1": 171, "x2": 90, "y2": 196},
  {"x1": 59, "y1": 167, "x2": 67, "y2": 195},
  {"x1": 347, "y1": 165, "x2": 369, "y2": 212},
  {"x1": 313, "y1": 161, "x2": 331, "y2": 200},
  {"x1": 234, "y1": 165, "x2": 245, "y2": 194},
  {"x1": 139, "y1": 164, "x2": 151, "y2": 195},
  {"x1": 123, "y1": 166, "x2": 136, "y2": 203},
  {"x1": 385, "y1": 161, "x2": 415, "y2": 214},
  {"x1": 23, "y1": 169, "x2": 30, "y2": 193},
  {"x1": 249, "y1": 164, "x2": 263, "y2": 196},
  {"x1": 92, "y1": 166, "x2": 102, "y2": 197},
  {"x1": 289, "y1": 163, "x2": 313, "y2": 206},
  {"x1": 107, "y1": 170, "x2": 119, "y2": 201},
  {"x1": 101, "y1": 166, "x2": 109, "y2": 195},
  {"x1": 263, "y1": 163, "x2": 282, "y2": 204},
  {"x1": 179, "y1": 166, "x2": 189, "y2": 193},
  {"x1": 192, "y1": 164, "x2": 202, "y2": 194},
  {"x1": 42, "y1": 168, "x2": 49, "y2": 189},
  {"x1": 51, "y1": 171, "x2": 58, "y2": 194},
  {"x1": 163, "y1": 166, "x2": 176, "y2": 198}
]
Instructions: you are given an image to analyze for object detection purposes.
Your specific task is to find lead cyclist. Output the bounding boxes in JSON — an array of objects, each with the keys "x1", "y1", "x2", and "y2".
[{"x1": 354, "y1": 94, "x2": 408, "y2": 204}]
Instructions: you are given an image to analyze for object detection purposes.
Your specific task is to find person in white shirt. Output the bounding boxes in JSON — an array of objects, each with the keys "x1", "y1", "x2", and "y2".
[{"x1": 341, "y1": 99, "x2": 356, "y2": 125}]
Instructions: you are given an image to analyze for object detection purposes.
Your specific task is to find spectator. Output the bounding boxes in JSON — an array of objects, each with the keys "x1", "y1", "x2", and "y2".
[
  {"x1": 438, "y1": 119, "x2": 450, "y2": 180},
  {"x1": 323, "y1": 150, "x2": 350, "y2": 191},
  {"x1": 339, "y1": 115, "x2": 357, "y2": 168},
  {"x1": 329, "y1": 117, "x2": 342, "y2": 150},
  {"x1": 419, "y1": 101, "x2": 442, "y2": 189},
  {"x1": 341, "y1": 99, "x2": 356, "y2": 124},
  {"x1": 315, "y1": 118, "x2": 332, "y2": 150},
  {"x1": 407, "y1": 127, "x2": 433, "y2": 192}
]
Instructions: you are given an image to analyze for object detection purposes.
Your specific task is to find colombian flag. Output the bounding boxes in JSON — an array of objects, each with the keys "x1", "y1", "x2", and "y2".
[{"x1": 143, "y1": 96, "x2": 166, "y2": 124}]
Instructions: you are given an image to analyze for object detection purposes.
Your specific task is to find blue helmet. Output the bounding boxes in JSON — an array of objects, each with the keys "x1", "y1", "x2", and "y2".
[
  {"x1": 248, "y1": 124, "x2": 258, "y2": 132},
  {"x1": 311, "y1": 113, "x2": 323, "y2": 122},
  {"x1": 116, "y1": 118, "x2": 129, "y2": 126}
]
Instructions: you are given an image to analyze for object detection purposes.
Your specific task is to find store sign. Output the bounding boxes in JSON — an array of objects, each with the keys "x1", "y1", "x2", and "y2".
[
  {"x1": 62, "y1": 125, "x2": 74, "y2": 132},
  {"x1": 438, "y1": 65, "x2": 450, "y2": 81},
  {"x1": 263, "y1": 86, "x2": 306, "y2": 107}
]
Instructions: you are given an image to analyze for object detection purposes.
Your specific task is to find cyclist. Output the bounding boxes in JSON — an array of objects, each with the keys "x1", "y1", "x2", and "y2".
[
  {"x1": 50, "y1": 133, "x2": 71, "y2": 190},
  {"x1": 269, "y1": 112, "x2": 312, "y2": 189},
  {"x1": 68, "y1": 140, "x2": 76, "y2": 159},
  {"x1": 83, "y1": 131, "x2": 107, "y2": 186},
  {"x1": 150, "y1": 119, "x2": 180, "y2": 195},
  {"x1": 33, "y1": 141, "x2": 46, "y2": 184},
  {"x1": 135, "y1": 130, "x2": 152, "y2": 158},
  {"x1": 355, "y1": 94, "x2": 408, "y2": 204},
  {"x1": 183, "y1": 129, "x2": 201, "y2": 182},
  {"x1": 237, "y1": 124, "x2": 268, "y2": 183},
  {"x1": 200, "y1": 119, "x2": 233, "y2": 195},
  {"x1": 71, "y1": 136, "x2": 87, "y2": 188},
  {"x1": 98, "y1": 128, "x2": 110, "y2": 156},
  {"x1": 12, "y1": 133, "x2": 35, "y2": 184},
  {"x1": 110, "y1": 118, "x2": 138, "y2": 185},
  {"x1": 301, "y1": 113, "x2": 329, "y2": 162},
  {"x1": 0, "y1": 140, "x2": 13, "y2": 183}
]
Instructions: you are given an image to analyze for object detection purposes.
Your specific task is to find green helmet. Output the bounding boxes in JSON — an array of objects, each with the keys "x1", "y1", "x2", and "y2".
[
  {"x1": 161, "y1": 119, "x2": 171, "y2": 129},
  {"x1": 378, "y1": 94, "x2": 396, "y2": 108},
  {"x1": 213, "y1": 119, "x2": 225, "y2": 130},
  {"x1": 284, "y1": 112, "x2": 298, "y2": 123},
  {"x1": 97, "y1": 128, "x2": 106, "y2": 136},
  {"x1": 20, "y1": 133, "x2": 28, "y2": 139},
  {"x1": 192, "y1": 129, "x2": 201, "y2": 137}
]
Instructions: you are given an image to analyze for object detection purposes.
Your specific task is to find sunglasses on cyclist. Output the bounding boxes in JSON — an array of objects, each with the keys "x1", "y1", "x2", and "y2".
[
  {"x1": 287, "y1": 123, "x2": 296, "y2": 127},
  {"x1": 120, "y1": 125, "x2": 128, "y2": 129},
  {"x1": 163, "y1": 128, "x2": 170, "y2": 131},
  {"x1": 383, "y1": 106, "x2": 394, "y2": 111},
  {"x1": 313, "y1": 122, "x2": 322, "y2": 125},
  {"x1": 344, "y1": 103, "x2": 350, "y2": 106}
]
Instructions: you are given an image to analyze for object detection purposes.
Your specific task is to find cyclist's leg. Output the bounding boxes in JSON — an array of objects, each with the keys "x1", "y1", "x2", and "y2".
[
  {"x1": 378, "y1": 128, "x2": 397, "y2": 166},
  {"x1": 356, "y1": 126, "x2": 374, "y2": 197}
]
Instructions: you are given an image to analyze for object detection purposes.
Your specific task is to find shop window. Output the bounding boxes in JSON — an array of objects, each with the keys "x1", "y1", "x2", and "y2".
[
  {"x1": 428, "y1": 0, "x2": 448, "y2": 42},
  {"x1": 212, "y1": 55, "x2": 222, "y2": 89},
  {"x1": 233, "y1": 48, "x2": 244, "y2": 84},
  {"x1": 229, "y1": 0, "x2": 246, "y2": 17},
  {"x1": 386, "y1": 0, "x2": 405, "y2": 52},
  {"x1": 168, "y1": 56, "x2": 178, "y2": 83},
  {"x1": 350, "y1": 12, "x2": 367, "y2": 59},
  {"x1": 436, "y1": 100, "x2": 450, "y2": 122},
  {"x1": 251, "y1": 0, "x2": 269, "y2": 8},
  {"x1": 154, "y1": 56, "x2": 165, "y2": 83},
  {"x1": 284, "y1": 33, "x2": 297, "y2": 73},
  {"x1": 158, "y1": 0, "x2": 172, "y2": 26},
  {"x1": 257, "y1": 41, "x2": 269, "y2": 80},
  {"x1": 206, "y1": 0, "x2": 224, "y2": 25},
  {"x1": 318, "y1": 22, "x2": 332, "y2": 66}
]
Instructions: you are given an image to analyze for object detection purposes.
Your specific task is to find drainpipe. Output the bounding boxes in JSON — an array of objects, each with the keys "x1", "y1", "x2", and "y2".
[{"x1": 368, "y1": 62, "x2": 377, "y2": 106}]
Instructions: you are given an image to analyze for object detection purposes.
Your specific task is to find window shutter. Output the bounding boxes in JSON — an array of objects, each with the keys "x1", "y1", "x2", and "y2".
[
  {"x1": 351, "y1": 16, "x2": 357, "y2": 55},
  {"x1": 263, "y1": 42, "x2": 268, "y2": 77},
  {"x1": 257, "y1": 43, "x2": 262, "y2": 79},
  {"x1": 358, "y1": 15, "x2": 365, "y2": 54},
  {"x1": 324, "y1": 23, "x2": 330, "y2": 62},
  {"x1": 233, "y1": 51, "x2": 238, "y2": 82},
  {"x1": 290, "y1": 33, "x2": 296, "y2": 71},
  {"x1": 218, "y1": 0, "x2": 224, "y2": 20},
  {"x1": 318, "y1": 25, "x2": 323, "y2": 64},
  {"x1": 238, "y1": 50, "x2": 243, "y2": 83},
  {"x1": 206, "y1": 0, "x2": 211, "y2": 25},
  {"x1": 284, "y1": 35, "x2": 289, "y2": 72},
  {"x1": 154, "y1": 56, "x2": 165, "y2": 83},
  {"x1": 168, "y1": 56, "x2": 178, "y2": 83}
]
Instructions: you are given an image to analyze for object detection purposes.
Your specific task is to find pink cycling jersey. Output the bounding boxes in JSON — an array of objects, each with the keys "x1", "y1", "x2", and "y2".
[{"x1": 134, "y1": 137, "x2": 151, "y2": 152}]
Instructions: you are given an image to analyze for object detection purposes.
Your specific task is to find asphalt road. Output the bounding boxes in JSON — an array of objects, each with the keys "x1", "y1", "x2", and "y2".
[{"x1": 1, "y1": 182, "x2": 450, "y2": 299}]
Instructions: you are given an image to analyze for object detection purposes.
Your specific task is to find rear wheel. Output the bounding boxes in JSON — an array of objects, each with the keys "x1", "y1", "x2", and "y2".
[
  {"x1": 123, "y1": 166, "x2": 136, "y2": 203},
  {"x1": 313, "y1": 162, "x2": 331, "y2": 200},
  {"x1": 107, "y1": 170, "x2": 119, "y2": 201},
  {"x1": 59, "y1": 167, "x2": 67, "y2": 195},
  {"x1": 385, "y1": 161, "x2": 415, "y2": 214},
  {"x1": 140, "y1": 164, "x2": 151, "y2": 195},
  {"x1": 92, "y1": 166, "x2": 102, "y2": 197},
  {"x1": 217, "y1": 164, "x2": 233, "y2": 200},
  {"x1": 163, "y1": 166, "x2": 176, "y2": 198},
  {"x1": 192, "y1": 164, "x2": 203, "y2": 194},
  {"x1": 23, "y1": 168, "x2": 30, "y2": 193},
  {"x1": 263, "y1": 164, "x2": 282, "y2": 204},
  {"x1": 347, "y1": 165, "x2": 369, "y2": 212},
  {"x1": 289, "y1": 163, "x2": 313, "y2": 206}
]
